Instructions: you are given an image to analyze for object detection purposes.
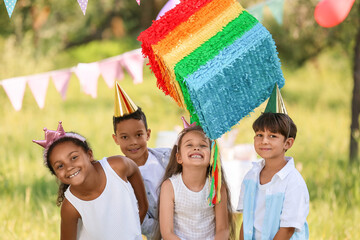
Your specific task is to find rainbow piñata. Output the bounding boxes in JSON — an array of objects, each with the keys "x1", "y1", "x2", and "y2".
[{"x1": 138, "y1": 0, "x2": 285, "y2": 140}]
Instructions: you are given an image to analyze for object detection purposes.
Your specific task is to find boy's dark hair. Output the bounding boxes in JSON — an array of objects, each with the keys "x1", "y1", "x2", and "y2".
[
  {"x1": 112, "y1": 107, "x2": 148, "y2": 133},
  {"x1": 253, "y1": 112, "x2": 297, "y2": 139}
]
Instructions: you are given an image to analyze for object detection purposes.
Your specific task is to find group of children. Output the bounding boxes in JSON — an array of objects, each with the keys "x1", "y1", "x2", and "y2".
[{"x1": 33, "y1": 83, "x2": 309, "y2": 240}]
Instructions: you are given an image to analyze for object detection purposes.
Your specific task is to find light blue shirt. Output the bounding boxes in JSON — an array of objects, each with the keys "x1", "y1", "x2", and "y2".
[{"x1": 237, "y1": 157, "x2": 309, "y2": 240}]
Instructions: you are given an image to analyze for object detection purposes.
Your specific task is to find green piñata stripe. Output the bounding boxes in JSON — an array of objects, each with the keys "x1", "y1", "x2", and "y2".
[{"x1": 174, "y1": 11, "x2": 258, "y2": 130}]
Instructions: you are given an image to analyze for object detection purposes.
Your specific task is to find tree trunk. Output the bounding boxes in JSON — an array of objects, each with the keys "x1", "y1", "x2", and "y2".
[{"x1": 350, "y1": 18, "x2": 360, "y2": 163}]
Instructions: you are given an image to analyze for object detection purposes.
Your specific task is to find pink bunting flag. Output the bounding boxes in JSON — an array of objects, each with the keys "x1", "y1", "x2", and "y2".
[
  {"x1": 116, "y1": 63, "x2": 124, "y2": 81},
  {"x1": 75, "y1": 63, "x2": 100, "y2": 98},
  {"x1": 136, "y1": 0, "x2": 140, "y2": 5},
  {"x1": 27, "y1": 74, "x2": 50, "y2": 109},
  {"x1": 77, "y1": 0, "x2": 88, "y2": 15},
  {"x1": 120, "y1": 49, "x2": 145, "y2": 84},
  {"x1": 1, "y1": 77, "x2": 27, "y2": 111},
  {"x1": 51, "y1": 70, "x2": 72, "y2": 100},
  {"x1": 99, "y1": 60, "x2": 121, "y2": 88},
  {"x1": 4, "y1": 0, "x2": 17, "y2": 18}
]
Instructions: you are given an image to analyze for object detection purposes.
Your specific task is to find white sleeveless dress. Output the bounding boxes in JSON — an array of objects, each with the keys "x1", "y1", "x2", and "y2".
[
  {"x1": 169, "y1": 173, "x2": 215, "y2": 240},
  {"x1": 64, "y1": 157, "x2": 142, "y2": 240}
]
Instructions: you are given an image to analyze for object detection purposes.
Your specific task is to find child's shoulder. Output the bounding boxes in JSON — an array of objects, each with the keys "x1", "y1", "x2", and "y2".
[
  {"x1": 283, "y1": 158, "x2": 308, "y2": 189},
  {"x1": 148, "y1": 147, "x2": 172, "y2": 156},
  {"x1": 243, "y1": 159, "x2": 264, "y2": 179},
  {"x1": 106, "y1": 155, "x2": 132, "y2": 176}
]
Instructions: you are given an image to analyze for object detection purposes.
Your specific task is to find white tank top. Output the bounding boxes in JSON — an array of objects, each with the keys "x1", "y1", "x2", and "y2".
[
  {"x1": 64, "y1": 157, "x2": 142, "y2": 240},
  {"x1": 170, "y1": 173, "x2": 215, "y2": 240}
]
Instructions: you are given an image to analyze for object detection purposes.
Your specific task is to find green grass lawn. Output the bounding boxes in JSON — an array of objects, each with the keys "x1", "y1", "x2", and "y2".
[{"x1": 0, "y1": 41, "x2": 359, "y2": 239}]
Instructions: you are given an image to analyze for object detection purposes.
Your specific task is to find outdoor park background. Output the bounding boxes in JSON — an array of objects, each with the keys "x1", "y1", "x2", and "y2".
[{"x1": 1, "y1": 0, "x2": 360, "y2": 239}]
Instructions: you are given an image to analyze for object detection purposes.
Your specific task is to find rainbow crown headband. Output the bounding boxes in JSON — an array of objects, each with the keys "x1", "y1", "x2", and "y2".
[
  {"x1": 138, "y1": 0, "x2": 285, "y2": 140},
  {"x1": 33, "y1": 121, "x2": 86, "y2": 163}
]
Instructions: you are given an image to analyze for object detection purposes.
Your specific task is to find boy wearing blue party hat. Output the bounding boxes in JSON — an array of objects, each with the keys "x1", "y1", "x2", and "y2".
[
  {"x1": 111, "y1": 82, "x2": 171, "y2": 239},
  {"x1": 237, "y1": 84, "x2": 310, "y2": 240}
]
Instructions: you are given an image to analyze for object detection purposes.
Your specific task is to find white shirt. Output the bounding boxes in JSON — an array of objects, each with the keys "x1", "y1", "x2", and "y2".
[
  {"x1": 254, "y1": 180, "x2": 269, "y2": 239},
  {"x1": 170, "y1": 173, "x2": 215, "y2": 240},
  {"x1": 237, "y1": 157, "x2": 309, "y2": 240},
  {"x1": 65, "y1": 158, "x2": 142, "y2": 240},
  {"x1": 139, "y1": 151, "x2": 165, "y2": 203}
]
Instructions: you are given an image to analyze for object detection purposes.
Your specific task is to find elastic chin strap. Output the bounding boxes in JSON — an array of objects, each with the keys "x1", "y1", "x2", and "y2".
[{"x1": 207, "y1": 140, "x2": 222, "y2": 205}]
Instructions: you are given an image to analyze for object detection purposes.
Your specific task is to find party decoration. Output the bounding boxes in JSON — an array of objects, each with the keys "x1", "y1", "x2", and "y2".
[
  {"x1": 1, "y1": 77, "x2": 26, "y2": 111},
  {"x1": 33, "y1": 121, "x2": 86, "y2": 163},
  {"x1": 314, "y1": 0, "x2": 355, "y2": 28},
  {"x1": 264, "y1": 83, "x2": 287, "y2": 114},
  {"x1": 138, "y1": 0, "x2": 285, "y2": 140},
  {"x1": 4, "y1": 0, "x2": 17, "y2": 18},
  {"x1": 246, "y1": 0, "x2": 286, "y2": 25},
  {"x1": 0, "y1": 49, "x2": 145, "y2": 111},
  {"x1": 156, "y1": 0, "x2": 180, "y2": 20},
  {"x1": 114, "y1": 81, "x2": 138, "y2": 117},
  {"x1": 136, "y1": 0, "x2": 140, "y2": 5},
  {"x1": 120, "y1": 49, "x2": 145, "y2": 84},
  {"x1": 247, "y1": 2, "x2": 265, "y2": 22},
  {"x1": 208, "y1": 140, "x2": 221, "y2": 205},
  {"x1": 28, "y1": 74, "x2": 50, "y2": 109},
  {"x1": 77, "y1": 0, "x2": 88, "y2": 15},
  {"x1": 265, "y1": 0, "x2": 285, "y2": 25},
  {"x1": 32, "y1": 121, "x2": 67, "y2": 149},
  {"x1": 51, "y1": 70, "x2": 72, "y2": 100},
  {"x1": 99, "y1": 60, "x2": 121, "y2": 88},
  {"x1": 75, "y1": 63, "x2": 100, "y2": 98},
  {"x1": 181, "y1": 116, "x2": 197, "y2": 128}
]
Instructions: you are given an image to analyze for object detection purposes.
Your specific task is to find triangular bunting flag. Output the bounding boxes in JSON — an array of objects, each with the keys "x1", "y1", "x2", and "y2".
[
  {"x1": 120, "y1": 49, "x2": 145, "y2": 84},
  {"x1": 264, "y1": 83, "x2": 287, "y2": 114},
  {"x1": 75, "y1": 63, "x2": 100, "y2": 98},
  {"x1": 247, "y1": 2, "x2": 265, "y2": 22},
  {"x1": 28, "y1": 74, "x2": 50, "y2": 109},
  {"x1": 266, "y1": 0, "x2": 285, "y2": 25},
  {"x1": 116, "y1": 63, "x2": 124, "y2": 81},
  {"x1": 77, "y1": 0, "x2": 88, "y2": 15},
  {"x1": 136, "y1": 0, "x2": 140, "y2": 5},
  {"x1": 1, "y1": 77, "x2": 27, "y2": 111},
  {"x1": 99, "y1": 60, "x2": 121, "y2": 88},
  {"x1": 51, "y1": 70, "x2": 72, "y2": 100},
  {"x1": 4, "y1": 0, "x2": 17, "y2": 18}
]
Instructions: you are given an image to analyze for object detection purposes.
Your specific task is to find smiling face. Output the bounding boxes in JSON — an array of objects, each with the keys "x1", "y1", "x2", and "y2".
[
  {"x1": 48, "y1": 141, "x2": 94, "y2": 186},
  {"x1": 254, "y1": 128, "x2": 293, "y2": 162},
  {"x1": 112, "y1": 118, "x2": 151, "y2": 166},
  {"x1": 176, "y1": 130, "x2": 211, "y2": 169}
]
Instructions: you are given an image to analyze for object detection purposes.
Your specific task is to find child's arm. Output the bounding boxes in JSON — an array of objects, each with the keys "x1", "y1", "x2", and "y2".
[
  {"x1": 239, "y1": 222, "x2": 244, "y2": 240},
  {"x1": 60, "y1": 198, "x2": 80, "y2": 240},
  {"x1": 214, "y1": 185, "x2": 230, "y2": 240},
  {"x1": 159, "y1": 179, "x2": 181, "y2": 240},
  {"x1": 108, "y1": 156, "x2": 148, "y2": 223},
  {"x1": 273, "y1": 227, "x2": 295, "y2": 240}
]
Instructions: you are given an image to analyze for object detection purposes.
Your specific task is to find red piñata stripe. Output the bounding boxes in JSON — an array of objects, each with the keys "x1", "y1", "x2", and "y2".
[{"x1": 137, "y1": 0, "x2": 213, "y2": 97}]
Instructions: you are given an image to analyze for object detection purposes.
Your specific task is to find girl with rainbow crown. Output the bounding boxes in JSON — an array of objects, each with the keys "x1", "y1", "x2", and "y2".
[{"x1": 33, "y1": 122, "x2": 148, "y2": 240}]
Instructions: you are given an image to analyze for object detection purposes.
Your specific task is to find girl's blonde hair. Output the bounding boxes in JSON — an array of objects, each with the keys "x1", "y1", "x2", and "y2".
[{"x1": 155, "y1": 125, "x2": 235, "y2": 239}]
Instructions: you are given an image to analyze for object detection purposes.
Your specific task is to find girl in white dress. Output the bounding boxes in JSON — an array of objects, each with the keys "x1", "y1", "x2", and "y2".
[
  {"x1": 33, "y1": 121, "x2": 148, "y2": 240},
  {"x1": 158, "y1": 124, "x2": 234, "y2": 240}
]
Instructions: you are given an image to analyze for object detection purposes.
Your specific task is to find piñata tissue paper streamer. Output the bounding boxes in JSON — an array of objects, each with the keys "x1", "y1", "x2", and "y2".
[{"x1": 138, "y1": 0, "x2": 285, "y2": 140}]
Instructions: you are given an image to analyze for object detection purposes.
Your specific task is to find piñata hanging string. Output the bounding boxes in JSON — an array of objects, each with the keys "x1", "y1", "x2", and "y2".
[{"x1": 208, "y1": 140, "x2": 222, "y2": 205}]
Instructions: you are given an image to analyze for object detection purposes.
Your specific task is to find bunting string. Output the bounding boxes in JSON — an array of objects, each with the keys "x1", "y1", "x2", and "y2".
[{"x1": 0, "y1": 48, "x2": 145, "y2": 111}]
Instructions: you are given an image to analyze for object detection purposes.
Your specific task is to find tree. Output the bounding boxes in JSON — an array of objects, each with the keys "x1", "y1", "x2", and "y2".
[{"x1": 350, "y1": 2, "x2": 360, "y2": 163}]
